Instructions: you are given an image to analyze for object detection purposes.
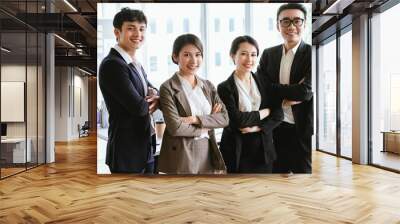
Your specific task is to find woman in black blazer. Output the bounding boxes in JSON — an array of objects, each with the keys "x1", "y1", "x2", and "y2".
[{"x1": 217, "y1": 36, "x2": 283, "y2": 173}]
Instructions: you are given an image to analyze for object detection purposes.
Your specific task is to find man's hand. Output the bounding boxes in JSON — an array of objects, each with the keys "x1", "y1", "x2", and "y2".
[
  {"x1": 240, "y1": 126, "x2": 261, "y2": 134},
  {"x1": 211, "y1": 103, "x2": 222, "y2": 114},
  {"x1": 181, "y1": 116, "x2": 200, "y2": 125},
  {"x1": 146, "y1": 95, "x2": 160, "y2": 114},
  {"x1": 148, "y1": 87, "x2": 158, "y2": 96},
  {"x1": 282, "y1": 99, "x2": 301, "y2": 107}
]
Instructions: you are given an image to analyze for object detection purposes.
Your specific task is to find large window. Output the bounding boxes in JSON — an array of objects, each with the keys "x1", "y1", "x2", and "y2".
[
  {"x1": 316, "y1": 28, "x2": 353, "y2": 159},
  {"x1": 371, "y1": 3, "x2": 400, "y2": 171},
  {"x1": 317, "y1": 37, "x2": 337, "y2": 154}
]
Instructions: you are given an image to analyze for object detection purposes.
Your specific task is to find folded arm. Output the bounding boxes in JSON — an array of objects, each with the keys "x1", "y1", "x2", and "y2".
[
  {"x1": 159, "y1": 85, "x2": 203, "y2": 137},
  {"x1": 217, "y1": 83, "x2": 267, "y2": 129},
  {"x1": 257, "y1": 49, "x2": 313, "y2": 102},
  {"x1": 99, "y1": 60, "x2": 148, "y2": 117},
  {"x1": 197, "y1": 81, "x2": 229, "y2": 129}
]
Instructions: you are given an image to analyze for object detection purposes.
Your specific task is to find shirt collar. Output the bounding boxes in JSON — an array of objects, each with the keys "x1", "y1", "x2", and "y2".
[
  {"x1": 282, "y1": 40, "x2": 301, "y2": 56},
  {"x1": 177, "y1": 72, "x2": 204, "y2": 89},
  {"x1": 113, "y1": 44, "x2": 133, "y2": 64}
]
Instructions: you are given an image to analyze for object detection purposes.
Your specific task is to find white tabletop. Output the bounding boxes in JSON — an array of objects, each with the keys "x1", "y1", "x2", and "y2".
[{"x1": 1, "y1": 138, "x2": 27, "y2": 143}]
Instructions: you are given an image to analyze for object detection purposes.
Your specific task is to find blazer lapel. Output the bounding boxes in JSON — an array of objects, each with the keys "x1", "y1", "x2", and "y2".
[
  {"x1": 170, "y1": 74, "x2": 192, "y2": 116},
  {"x1": 199, "y1": 78, "x2": 213, "y2": 107},
  {"x1": 253, "y1": 72, "x2": 266, "y2": 103},
  {"x1": 110, "y1": 48, "x2": 146, "y2": 97},
  {"x1": 290, "y1": 41, "x2": 305, "y2": 84},
  {"x1": 227, "y1": 72, "x2": 239, "y2": 105},
  {"x1": 127, "y1": 63, "x2": 146, "y2": 97},
  {"x1": 272, "y1": 45, "x2": 283, "y2": 83}
]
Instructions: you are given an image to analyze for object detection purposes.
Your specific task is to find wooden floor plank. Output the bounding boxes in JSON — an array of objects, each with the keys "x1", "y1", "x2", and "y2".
[{"x1": 0, "y1": 135, "x2": 400, "y2": 223}]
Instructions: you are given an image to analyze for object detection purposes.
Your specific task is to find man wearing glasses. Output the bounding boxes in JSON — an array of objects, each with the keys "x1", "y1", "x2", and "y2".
[{"x1": 257, "y1": 3, "x2": 313, "y2": 174}]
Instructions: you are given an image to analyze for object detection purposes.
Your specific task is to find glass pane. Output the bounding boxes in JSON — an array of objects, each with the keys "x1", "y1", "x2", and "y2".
[
  {"x1": 318, "y1": 38, "x2": 337, "y2": 154},
  {"x1": 340, "y1": 30, "x2": 352, "y2": 158},
  {"x1": 1, "y1": 30, "x2": 27, "y2": 177},
  {"x1": 371, "y1": 3, "x2": 400, "y2": 171}
]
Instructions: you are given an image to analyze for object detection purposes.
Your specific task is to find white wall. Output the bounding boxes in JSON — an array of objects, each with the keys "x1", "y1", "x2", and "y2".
[
  {"x1": 54, "y1": 66, "x2": 89, "y2": 141},
  {"x1": 1, "y1": 65, "x2": 34, "y2": 138}
]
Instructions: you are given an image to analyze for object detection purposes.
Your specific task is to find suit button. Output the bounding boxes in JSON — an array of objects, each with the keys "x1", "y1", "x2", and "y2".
[{"x1": 172, "y1": 147, "x2": 176, "y2": 151}]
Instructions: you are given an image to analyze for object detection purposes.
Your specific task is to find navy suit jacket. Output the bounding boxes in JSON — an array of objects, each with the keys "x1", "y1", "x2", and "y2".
[
  {"x1": 99, "y1": 48, "x2": 155, "y2": 173},
  {"x1": 256, "y1": 41, "x2": 313, "y2": 138}
]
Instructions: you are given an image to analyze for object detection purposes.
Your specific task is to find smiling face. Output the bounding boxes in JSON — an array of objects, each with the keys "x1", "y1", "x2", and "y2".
[
  {"x1": 277, "y1": 9, "x2": 305, "y2": 46},
  {"x1": 231, "y1": 42, "x2": 258, "y2": 74},
  {"x1": 114, "y1": 21, "x2": 146, "y2": 53},
  {"x1": 173, "y1": 44, "x2": 203, "y2": 76}
]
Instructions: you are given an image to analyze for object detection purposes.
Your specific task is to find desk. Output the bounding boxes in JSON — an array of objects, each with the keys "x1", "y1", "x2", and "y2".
[
  {"x1": 382, "y1": 131, "x2": 400, "y2": 154},
  {"x1": 1, "y1": 138, "x2": 31, "y2": 163}
]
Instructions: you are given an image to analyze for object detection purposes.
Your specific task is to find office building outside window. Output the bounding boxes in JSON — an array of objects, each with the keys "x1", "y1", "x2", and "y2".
[
  {"x1": 150, "y1": 20, "x2": 156, "y2": 34},
  {"x1": 214, "y1": 18, "x2": 220, "y2": 32},
  {"x1": 268, "y1": 18, "x2": 273, "y2": 31},
  {"x1": 183, "y1": 18, "x2": 190, "y2": 33},
  {"x1": 167, "y1": 19, "x2": 173, "y2": 34},
  {"x1": 150, "y1": 56, "x2": 158, "y2": 72},
  {"x1": 229, "y1": 18, "x2": 235, "y2": 32},
  {"x1": 215, "y1": 52, "x2": 221, "y2": 66}
]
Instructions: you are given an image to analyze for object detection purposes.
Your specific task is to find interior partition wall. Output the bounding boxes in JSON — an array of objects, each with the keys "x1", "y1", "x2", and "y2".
[{"x1": 0, "y1": 1, "x2": 46, "y2": 179}]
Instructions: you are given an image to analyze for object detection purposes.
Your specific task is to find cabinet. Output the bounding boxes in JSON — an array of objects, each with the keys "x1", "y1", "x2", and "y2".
[{"x1": 382, "y1": 131, "x2": 400, "y2": 154}]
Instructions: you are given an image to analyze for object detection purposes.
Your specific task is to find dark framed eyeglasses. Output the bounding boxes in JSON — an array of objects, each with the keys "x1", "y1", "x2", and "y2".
[{"x1": 279, "y1": 18, "x2": 304, "y2": 28}]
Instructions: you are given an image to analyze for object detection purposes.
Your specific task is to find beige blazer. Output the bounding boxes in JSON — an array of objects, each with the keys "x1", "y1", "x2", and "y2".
[{"x1": 158, "y1": 73, "x2": 229, "y2": 174}]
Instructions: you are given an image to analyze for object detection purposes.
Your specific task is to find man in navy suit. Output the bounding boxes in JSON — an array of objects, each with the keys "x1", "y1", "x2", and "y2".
[
  {"x1": 99, "y1": 8, "x2": 159, "y2": 173},
  {"x1": 257, "y1": 3, "x2": 313, "y2": 173}
]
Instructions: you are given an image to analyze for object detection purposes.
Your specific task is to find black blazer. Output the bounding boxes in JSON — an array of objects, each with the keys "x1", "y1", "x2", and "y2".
[
  {"x1": 217, "y1": 72, "x2": 283, "y2": 172},
  {"x1": 99, "y1": 48, "x2": 156, "y2": 173},
  {"x1": 256, "y1": 41, "x2": 313, "y2": 138}
]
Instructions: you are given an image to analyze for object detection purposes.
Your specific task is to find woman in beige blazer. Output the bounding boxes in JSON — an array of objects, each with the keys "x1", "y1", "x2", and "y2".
[{"x1": 158, "y1": 34, "x2": 229, "y2": 174}]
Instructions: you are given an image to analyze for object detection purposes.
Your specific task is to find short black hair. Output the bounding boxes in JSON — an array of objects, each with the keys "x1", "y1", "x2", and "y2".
[
  {"x1": 230, "y1": 35, "x2": 259, "y2": 57},
  {"x1": 172, "y1": 34, "x2": 203, "y2": 65},
  {"x1": 276, "y1": 3, "x2": 307, "y2": 21},
  {"x1": 113, "y1": 7, "x2": 147, "y2": 30}
]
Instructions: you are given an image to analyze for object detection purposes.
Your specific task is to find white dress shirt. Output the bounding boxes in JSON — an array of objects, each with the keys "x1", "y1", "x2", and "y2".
[
  {"x1": 234, "y1": 74, "x2": 261, "y2": 113},
  {"x1": 178, "y1": 73, "x2": 211, "y2": 139},
  {"x1": 279, "y1": 41, "x2": 301, "y2": 124}
]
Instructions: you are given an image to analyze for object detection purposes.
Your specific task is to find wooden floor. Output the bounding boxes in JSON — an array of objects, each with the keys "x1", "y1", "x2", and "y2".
[{"x1": 1, "y1": 135, "x2": 400, "y2": 223}]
